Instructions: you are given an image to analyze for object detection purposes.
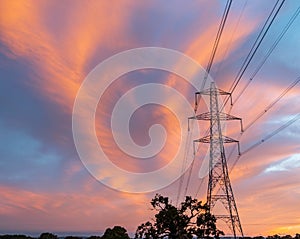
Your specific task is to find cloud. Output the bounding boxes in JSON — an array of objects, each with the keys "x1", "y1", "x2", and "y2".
[
  {"x1": 0, "y1": 185, "x2": 152, "y2": 234},
  {"x1": 264, "y1": 154, "x2": 300, "y2": 173},
  {"x1": 1, "y1": 0, "x2": 300, "y2": 236},
  {"x1": 0, "y1": 0, "x2": 137, "y2": 110}
]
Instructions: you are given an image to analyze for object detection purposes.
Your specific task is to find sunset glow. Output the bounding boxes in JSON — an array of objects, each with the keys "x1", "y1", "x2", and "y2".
[{"x1": 1, "y1": 0, "x2": 300, "y2": 237}]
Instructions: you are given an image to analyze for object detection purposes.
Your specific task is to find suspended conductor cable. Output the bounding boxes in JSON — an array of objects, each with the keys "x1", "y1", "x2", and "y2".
[
  {"x1": 214, "y1": 0, "x2": 249, "y2": 81},
  {"x1": 227, "y1": 75, "x2": 300, "y2": 161},
  {"x1": 195, "y1": 177, "x2": 205, "y2": 198},
  {"x1": 244, "y1": 76, "x2": 300, "y2": 131},
  {"x1": 176, "y1": 119, "x2": 194, "y2": 205},
  {"x1": 221, "y1": 0, "x2": 285, "y2": 110},
  {"x1": 233, "y1": 5, "x2": 300, "y2": 105},
  {"x1": 230, "y1": 112, "x2": 300, "y2": 173},
  {"x1": 202, "y1": 0, "x2": 233, "y2": 90},
  {"x1": 244, "y1": 113, "x2": 300, "y2": 155},
  {"x1": 182, "y1": 146, "x2": 197, "y2": 197},
  {"x1": 228, "y1": 0, "x2": 285, "y2": 94},
  {"x1": 222, "y1": 2, "x2": 298, "y2": 164}
]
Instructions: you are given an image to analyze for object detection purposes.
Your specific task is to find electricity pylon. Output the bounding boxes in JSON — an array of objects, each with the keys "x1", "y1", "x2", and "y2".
[{"x1": 191, "y1": 82, "x2": 244, "y2": 238}]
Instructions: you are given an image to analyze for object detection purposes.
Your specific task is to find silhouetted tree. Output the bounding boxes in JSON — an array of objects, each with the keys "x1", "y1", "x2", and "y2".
[
  {"x1": 39, "y1": 232, "x2": 58, "y2": 239},
  {"x1": 87, "y1": 236, "x2": 101, "y2": 239},
  {"x1": 253, "y1": 236, "x2": 265, "y2": 239},
  {"x1": 135, "y1": 194, "x2": 224, "y2": 239},
  {"x1": 101, "y1": 226, "x2": 130, "y2": 239},
  {"x1": 267, "y1": 235, "x2": 281, "y2": 239},
  {"x1": 282, "y1": 235, "x2": 293, "y2": 239}
]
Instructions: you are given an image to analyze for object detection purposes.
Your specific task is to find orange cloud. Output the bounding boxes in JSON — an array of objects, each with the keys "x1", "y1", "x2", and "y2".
[
  {"x1": 1, "y1": 1, "x2": 300, "y2": 237},
  {"x1": 0, "y1": 185, "x2": 153, "y2": 233},
  {"x1": 0, "y1": 1, "x2": 137, "y2": 111},
  {"x1": 184, "y1": 11, "x2": 259, "y2": 70}
]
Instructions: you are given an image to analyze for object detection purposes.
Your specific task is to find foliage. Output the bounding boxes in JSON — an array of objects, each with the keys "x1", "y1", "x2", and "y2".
[
  {"x1": 0, "y1": 232, "x2": 300, "y2": 239},
  {"x1": 267, "y1": 235, "x2": 281, "y2": 239},
  {"x1": 135, "y1": 194, "x2": 224, "y2": 239},
  {"x1": 101, "y1": 226, "x2": 130, "y2": 239},
  {"x1": 38, "y1": 233, "x2": 58, "y2": 239}
]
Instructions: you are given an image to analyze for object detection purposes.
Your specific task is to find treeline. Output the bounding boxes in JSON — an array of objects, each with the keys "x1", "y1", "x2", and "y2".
[
  {"x1": 0, "y1": 226, "x2": 130, "y2": 239},
  {"x1": 1, "y1": 233, "x2": 300, "y2": 239}
]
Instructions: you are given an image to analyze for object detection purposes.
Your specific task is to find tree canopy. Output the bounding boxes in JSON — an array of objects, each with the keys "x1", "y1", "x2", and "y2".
[
  {"x1": 101, "y1": 226, "x2": 130, "y2": 239},
  {"x1": 135, "y1": 194, "x2": 224, "y2": 239},
  {"x1": 39, "y1": 233, "x2": 58, "y2": 239}
]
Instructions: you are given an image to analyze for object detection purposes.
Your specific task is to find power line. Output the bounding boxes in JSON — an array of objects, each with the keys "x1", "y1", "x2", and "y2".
[
  {"x1": 230, "y1": 112, "x2": 300, "y2": 172},
  {"x1": 222, "y1": 0, "x2": 285, "y2": 110},
  {"x1": 175, "y1": 120, "x2": 194, "y2": 206},
  {"x1": 214, "y1": 0, "x2": 249, "y2": 81},
  {"x1": 244, "y1": 76, "x2": 300, "y2": 131},
  {"x1": 182, "y1": 151, "x2": 196, "y2": 197},
  {"x1": 207, "y1": 98, "x2": 300, "y2": 202},
  {"x1": 232, "y1": 5, "x2": 300, "y2": 105},
  {"x1": 202, "y1": 0, "x2": 233, "y2": 89},
  {"x1": 243, "y1": 113, "x2": 300, "y2": 155},
  {"x1": 218, "y1": 4, "x2": 300, "y2": 167},
  {"x1": 226, "y1": 75, "x2": 300, "y2": 161},
  {"x1": 195, "y1": 177, "x2": 205, "y2": 198},
  {"x1": 229, "y1": 0, "x2": 285, "y2": 94}
]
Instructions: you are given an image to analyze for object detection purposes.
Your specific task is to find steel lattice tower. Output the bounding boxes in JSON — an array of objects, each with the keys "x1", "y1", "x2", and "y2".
[{"x1": 191, "y1": 82, "x2": 244, "y2": 238}]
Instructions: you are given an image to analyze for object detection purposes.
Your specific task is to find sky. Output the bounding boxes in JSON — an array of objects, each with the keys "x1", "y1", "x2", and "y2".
[{"x1": 0, "y1": 0, "x2": 300, "y2": 237}]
